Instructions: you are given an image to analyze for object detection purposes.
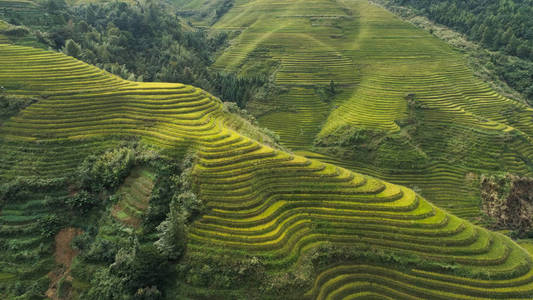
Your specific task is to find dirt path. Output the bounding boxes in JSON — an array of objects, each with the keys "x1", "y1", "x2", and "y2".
[{"x1": 46, "y1": 227, "x2": 83, "y2": 300}]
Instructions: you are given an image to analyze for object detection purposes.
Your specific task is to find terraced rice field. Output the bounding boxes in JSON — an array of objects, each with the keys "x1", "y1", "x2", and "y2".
[
  {"x1": 212, "y1": 0, "x2": 533, "y2": 220},
  {"x1": 0, "y1": 182, "x2": 67, "y2": 291},
  {"x1": 213, "y1": 0, "x2": 360, "y2": 148},
  {"x1": 0, "y1": 0, "x2": 39, "y2": 17},
  {"x1": 111, "y1": 168, "x2": 156, "y2": 227},
  {"x1": 1, "y1": 44, "x2": 533, "y2": 298}
]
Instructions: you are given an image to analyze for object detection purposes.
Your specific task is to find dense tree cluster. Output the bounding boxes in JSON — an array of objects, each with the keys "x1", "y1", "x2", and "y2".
[
  {"x1": 78, "y1": 147, "x2": 135, "y2": 192},
  {"x1": 61, "y1": 147, "x2": 204, "y2": 298},
  {"x1": 393, "y1": 0, "x2": 533, "y2": 59},
  {"x1": 392, "y1": 0, "x2": 533, "y2": 103}
]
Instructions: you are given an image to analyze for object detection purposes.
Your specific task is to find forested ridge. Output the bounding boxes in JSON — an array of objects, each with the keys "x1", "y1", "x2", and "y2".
[{"x1": 392, "y1": 0, "x2": 532, "y2": 58}]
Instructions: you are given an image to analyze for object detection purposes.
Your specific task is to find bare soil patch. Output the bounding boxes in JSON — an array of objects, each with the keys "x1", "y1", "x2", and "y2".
[{"x1": 46, "y1": 227, "x2": 83, "y2": 300}]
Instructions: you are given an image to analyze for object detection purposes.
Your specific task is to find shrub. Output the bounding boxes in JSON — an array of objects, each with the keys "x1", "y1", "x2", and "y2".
[
  {"x1": 38, "y1": 215, "x2": 63, "y2": 238},
  {"x1": 0, "y1": 95, "x2": 38, "y2": 123},
  {"x1": 82, "y1": 238, "x2": 119, "y2": 264},
  {"x1": 134, "y1": 286, "x2": 162, "y2": 300},
  {"x1": 223, "y1": 101, "x2": 256, "y2": 124},
  {"x1": 66, "y1": 190, "x2": 97, "y2": 214},
  {"x1": 63, "y1": 39, "x2": 82, "y2": 58},
  {"x1": 78, "y1": 147, "x2": 135, "y2": 192},
  {"x1": 85, "y1": 268, "x2": 125, "y2": 300},
  {"x1": 72, "y1": 231, "x2": 93, "y2": 252},
  {"x1": 2, "y1": 25, "x2": 29, "y2": 37},
  {"x1": 314, "y1": 80, "x2": 337, "y2": 103},
  {"x1": 143, "y1": 161, "x2": 182, "y2": 233},
  {"x1": 174, "y1": 191, "x2": 204, "y2": 221},
  {"x1": 154, "y1": 203, "x2": 186, "y2": 260},
  {"x1": 85, "y1": 243, "x2": 169, "y2": 298},
  {"x1": 127, "y1": 245, "x2": 170, "y2": 292}
]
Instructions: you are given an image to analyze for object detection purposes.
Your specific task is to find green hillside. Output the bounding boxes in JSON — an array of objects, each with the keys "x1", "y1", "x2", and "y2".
[
  {"x1": 1, "y1": 0, "x2": 533, "y2": 298},
  {"x1": 213, "y1": 0, "x2": 360, "y2": 148},
  {"x1": 1, "y1": 44, "x2": 533, "y2": 299},
  {"x1": 387, "y1": 0, "x2": 533, "y2": 103},
  {"x1": 0, "y1": 0, "x2": 39, "y2": 16},
  {"x1": 212, "y1": 0, "x2": 533, "y2": 220}
]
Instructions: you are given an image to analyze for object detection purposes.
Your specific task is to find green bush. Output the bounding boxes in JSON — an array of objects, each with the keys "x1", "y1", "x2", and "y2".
[
  {"x1": 62, "y1": 39, "x2": 82, "y2": 58},
  {"x1": 38, "y1": 215, "x2": 63, "y2": 238},
  {"x1": 84, "y1": 268, "x2": 125, "y2": 300},
  {"x1": 134, "y1": 286, "x2": 162, "y2": 300},
  {"x1": 2, "y1": 25, "x2": 29, "y2": 37},
  {"x1": 174, "y1": 191, "x2": 204, "y2": 221},
  {"x1": 86, "y1": 241, "x2": 170, "y2": 299},
  {"x1": 0, "y1": 95, "x2": 38, "y2": 123},
  {"x1": 82, "y1": 238, "x2": 119, "y2": 264},
  {"x1": 154, "y1": 203, "x2": 186, "y2": 260},
  {"x1": 143, "y1": 161, "x2": 182, "y2": 233},
  {"x1": 78, "y1": 147, "x2": 135, "y2": 192},
  {"x1": 66, "y1": 190, "x2": 97, "y2": 214}
]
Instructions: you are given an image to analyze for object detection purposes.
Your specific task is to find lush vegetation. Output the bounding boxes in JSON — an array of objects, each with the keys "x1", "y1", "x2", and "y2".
[
  {"x1": 172, "y1": 0, "x2": 234, "y2": 26},
  {"x1": 1, "y1": 0, "x2": 533, "y2": 298},
  {"x1": 0, "y1": 138, "x2": 201, "y2": 298},
  {"x1": 2, "y1": 0, "x2": 265, "y2": 108},
  {"x1": 213, "y1": 0, "x2": 533, "y2": 223},
  {"x1": 0, "y1": 43, "x2": 533, "y2": 299},
  {"x1": 392, "y1": 0, "x2": 533, "y2": 59},
  {"x1": 70, "y1": 148, "x2": 199, "y2": 299},
  {"x1": 389, "y1": 0, "x2": 533, "y2": 103},
  {"x1": 0, "y1": 94, "x2": 37, "y2": 124}
]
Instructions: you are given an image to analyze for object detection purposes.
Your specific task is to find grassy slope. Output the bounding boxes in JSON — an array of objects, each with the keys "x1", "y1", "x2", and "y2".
[
  {"x1": 212, "y1": 0, "x2": 533, "y2": 220},
  {"x1": 0, "y1": 44, "x2": 533, "y2": 298},
  {"x1": 111, "y1": 168, "x2": 156, "y2": 227}
]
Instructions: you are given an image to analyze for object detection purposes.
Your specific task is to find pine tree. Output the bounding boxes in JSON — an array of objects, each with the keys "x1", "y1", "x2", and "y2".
[
  {"x1": 154, "y1": 203, "x2": 186, "y2": 260},
  {"x1": 329, "y1": 80, "x2": 336, "y2": 95}
]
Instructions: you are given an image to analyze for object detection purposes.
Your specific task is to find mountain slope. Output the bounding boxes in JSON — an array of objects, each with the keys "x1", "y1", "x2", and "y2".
[
  {"x1": 212, "y1": 0, "x2": 533, "y2": 220},
  {"x1": 1, "y1": 44, "x2": 533, "y2": 298}
]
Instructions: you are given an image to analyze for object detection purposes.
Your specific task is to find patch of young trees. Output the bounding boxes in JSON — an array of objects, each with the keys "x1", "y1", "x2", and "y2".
[{"x1": 68, "y1": 146, "x2": 203, "y2": 299}]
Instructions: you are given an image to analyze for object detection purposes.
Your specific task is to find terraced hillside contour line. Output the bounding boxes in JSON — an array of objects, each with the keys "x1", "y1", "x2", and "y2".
[
  {"x1": 1, "y1": 44, "x2": 533, "y2": 298},
  {"x1": 212, "y1": 0, "x2": 533, "y2": 220}
]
